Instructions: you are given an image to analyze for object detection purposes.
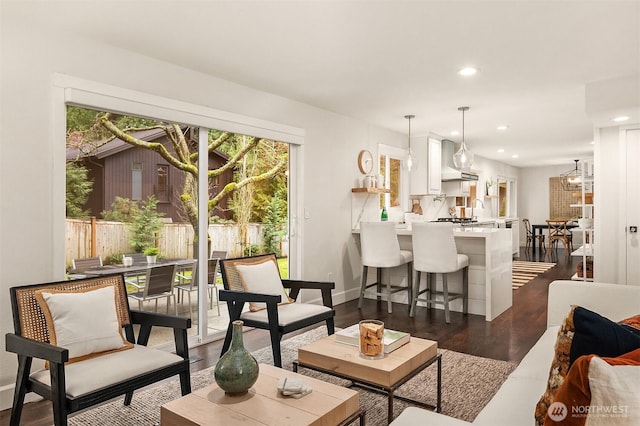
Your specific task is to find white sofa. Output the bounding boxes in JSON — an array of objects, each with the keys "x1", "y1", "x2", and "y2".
[{"x1": 390, "y1": 280, "x2": 640, "y2": 426}]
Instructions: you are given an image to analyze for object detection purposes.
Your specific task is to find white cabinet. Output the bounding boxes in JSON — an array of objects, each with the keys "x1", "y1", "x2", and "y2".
[
  {"x1": 409, "y1": 136, "x2": 441, "y2": 195},
  {"x1": 441, "y1": 180, "x2": 470, "y2": 197}
]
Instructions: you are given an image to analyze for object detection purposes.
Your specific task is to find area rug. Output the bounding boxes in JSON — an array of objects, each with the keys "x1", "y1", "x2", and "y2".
[
  {"x1": 69, "y1": 327, "x2": 518, "y2": 426},
  {"x1": 512, "y1": 260, "x2": 556, "y2": 289}
]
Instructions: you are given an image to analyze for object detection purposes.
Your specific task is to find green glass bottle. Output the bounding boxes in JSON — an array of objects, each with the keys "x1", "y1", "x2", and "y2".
[{"x1": 381, "y1": 206, "x2": 388, "y2": 221}]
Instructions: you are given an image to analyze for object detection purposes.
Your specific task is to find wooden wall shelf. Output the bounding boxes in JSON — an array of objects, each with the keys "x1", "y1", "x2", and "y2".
[{"x1": 351, "y1": 188, "x2": 390, "y2": 193}]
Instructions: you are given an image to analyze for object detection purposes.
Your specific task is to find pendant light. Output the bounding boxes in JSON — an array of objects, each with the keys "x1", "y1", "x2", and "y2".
[
  {"x1": 560, "y1": 159, "x2": 582, "y2": 191},
  {"x1": 405, "y1": 114, "x2": 416, "y2": 171},
  {"x1": 453, "y1": 106, "x2": 474, "y2": 171}
]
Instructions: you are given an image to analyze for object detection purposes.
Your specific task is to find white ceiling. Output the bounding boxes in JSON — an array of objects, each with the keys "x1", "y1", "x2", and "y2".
[{"x1": 9, "y1": 0, "x2": 640, "y2": 167}]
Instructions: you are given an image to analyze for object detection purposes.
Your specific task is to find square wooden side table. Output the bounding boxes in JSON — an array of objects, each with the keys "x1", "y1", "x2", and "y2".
[
  {"x1": 294, "y1": 334, "x2": 441, "y2": 424},
  {"x1": 161, "y1": 363, "x2": 363, "y2": 425}
]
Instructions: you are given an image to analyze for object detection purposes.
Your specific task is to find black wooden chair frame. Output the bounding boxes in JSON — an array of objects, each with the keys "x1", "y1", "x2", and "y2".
[
  {"x1": 5, "y1": 274, "x2": 191, "y2": 426},
  {"x1": 218, "y1": 253, "x2": 335, "y2": 368}
]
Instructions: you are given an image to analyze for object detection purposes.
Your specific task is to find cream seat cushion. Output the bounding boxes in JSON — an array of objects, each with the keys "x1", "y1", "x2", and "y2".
[
  {"x1": 240, "y1": 302, "x2": 332, "y2": 326},
  {"x1": 30, "y1": 345, "x2": 184, "y2": 397}
]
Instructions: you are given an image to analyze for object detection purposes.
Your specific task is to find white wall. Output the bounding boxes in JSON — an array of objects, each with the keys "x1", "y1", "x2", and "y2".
[{"x1": 0, "y1": 14, "x2": 407, "y2": 407}]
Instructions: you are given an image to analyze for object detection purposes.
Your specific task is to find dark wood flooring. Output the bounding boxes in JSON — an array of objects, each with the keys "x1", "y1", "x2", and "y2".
[{"x1": 0, "y1": 248, "x2": 579, "y2": 426}]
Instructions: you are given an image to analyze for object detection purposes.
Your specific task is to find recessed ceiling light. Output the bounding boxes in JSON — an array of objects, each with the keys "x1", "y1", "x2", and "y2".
[
  {"x1": 497, "y1": 148, "x2": 505, "y2": 153},
  {"x1": 512, "y1": 154, "x2": 519, "y2": 158},
  {"x1": 612, "y1": 115, "x2": 630, "y2": 122},
  {"x1": 496, "y1": 125, "x2": 509, "y2": 131},
  {"x1": 458, "y1": 67, "x2": 478, "y2": 76},
  {"x1": 450, "y1": 130, "x2": 460, "y2": 136},
  {"x1": 590, "y1": 141, "x2": 595, "y2": 145}
]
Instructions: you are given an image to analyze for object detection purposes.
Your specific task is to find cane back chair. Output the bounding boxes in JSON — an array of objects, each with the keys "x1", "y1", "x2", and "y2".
[{"x1": 5, "y1": 274, "x2": 191, "y2": 426}]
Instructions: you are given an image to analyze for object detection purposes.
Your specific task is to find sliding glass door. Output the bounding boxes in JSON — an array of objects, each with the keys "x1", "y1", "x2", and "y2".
[{"x1": 59, "y1": 77, "x2": 301, "y2": 347}]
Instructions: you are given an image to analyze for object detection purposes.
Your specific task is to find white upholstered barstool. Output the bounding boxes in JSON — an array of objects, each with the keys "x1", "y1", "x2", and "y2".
[
  {"x1": 410, "y1": 222, "x2": 468, "y2": 323},
  {"x1": 358, "y1": 221, "x2": 413, "y2": 314}
]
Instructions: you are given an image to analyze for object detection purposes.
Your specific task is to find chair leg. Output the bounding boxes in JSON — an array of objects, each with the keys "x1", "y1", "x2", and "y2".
[
  {"x1": 407, "y1": 262, "x2": 413, "y2": 312},
  {"x1": 187, "y1": 291, "x2": 193, "y2": 321},
  {"x1": 358, "y1": 266, "x2": 368, "y2": 309},
  {"x1": 220, "y1": 324, "x2": 233, "y2": 357},
  {"x1": 376, "y1": 268, "x2": 383, "y2": 302},
  {"x1": 387, "y1": 275, "x2": 393, "y2": 314},
  {"x1": 50, "y1": 362, "x2": 68, "y2": 426},
  {"x1": 124, "y1": 390, "x2": 133, "y2": 405},
  {"x1": 172, "y1": 294, "x2": 177, "y2": 316},
  {"x1": 179, "y1": 369, "x2": 192, "y2": 396},
  {"x1": 462, "y1": 266, "x2": 469, "y2": 315},
  {"x1": 9, "y1": 356, "x2": 31, "y2": 426},
  {"x1": 428, "y1": 273, "x2": 435, "y2": 310},
  {"x1": 442, "y1": 273, "x2": 451, "y2": 324},
  {"x1": 269, "y1": 330, "x2": 283, "y2": 368},
  {"x1": 326, "y1": 317, "x2": 335, "y2": 335},
  {"x1": 410, "y1": 270, "x2": 420, "y2": 317}
]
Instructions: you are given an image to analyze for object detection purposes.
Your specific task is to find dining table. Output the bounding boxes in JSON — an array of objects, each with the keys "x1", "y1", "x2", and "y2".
[
  {"x1": 72, "y1": 258, "x2": 194, "y2": 277},
  {"x1": 531, "y1": 222, "x2": 578, "y2": 251}
]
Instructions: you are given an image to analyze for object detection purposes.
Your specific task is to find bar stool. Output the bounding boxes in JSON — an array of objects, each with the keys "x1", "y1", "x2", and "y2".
[
  {"x1": 410, "y1": 222, "x2": 468, "y2": 323},
  {"x1": 358, "y1": 221, "x2": 413, "y2": 314}
]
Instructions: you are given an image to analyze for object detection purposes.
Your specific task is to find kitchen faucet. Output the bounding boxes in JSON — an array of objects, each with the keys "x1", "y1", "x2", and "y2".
[{"x1": 471, "y1": 198, "x2": 484, "y2": 219}]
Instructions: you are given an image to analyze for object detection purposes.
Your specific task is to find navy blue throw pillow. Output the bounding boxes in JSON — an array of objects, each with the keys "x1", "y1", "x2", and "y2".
[{"x1": 569, "y1": 306, "x2": 640, "y2": 367}]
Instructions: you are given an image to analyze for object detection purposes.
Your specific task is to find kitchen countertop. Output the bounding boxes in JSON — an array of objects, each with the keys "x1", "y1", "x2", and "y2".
[
  {"x1": 351, "y1": 221, "x2": 513, "y2": 321},
  {"x1": 355, "y1": 224, "x2": 506, "y2": 237}
]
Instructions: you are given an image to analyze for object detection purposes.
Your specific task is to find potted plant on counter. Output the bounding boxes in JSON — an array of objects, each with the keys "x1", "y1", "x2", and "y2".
[{"x1": 144, "y1": 247, "x2": 159, "y2": 264}]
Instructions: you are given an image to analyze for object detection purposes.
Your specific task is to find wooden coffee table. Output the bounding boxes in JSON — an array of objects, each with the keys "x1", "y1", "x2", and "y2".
[
  {"x1": 161, "y1": 364, "x2": 363, "y2": 425},
  {"x1": 294, "y1": 334, "x2": 441, "y2": 424}
]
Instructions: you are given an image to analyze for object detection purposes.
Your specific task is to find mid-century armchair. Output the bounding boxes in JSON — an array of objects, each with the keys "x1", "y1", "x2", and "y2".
[
  {"x1": 5, "y1": 274, "x2": 191, "y2": 426},
  {"x1": 218, "y1": 253, "x2": 335, "y2": 367}
]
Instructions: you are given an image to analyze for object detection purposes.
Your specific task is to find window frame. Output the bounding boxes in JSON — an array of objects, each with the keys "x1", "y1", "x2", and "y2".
[{"x1": 378, "y1": 144, "x2": 409, "y2": 219}]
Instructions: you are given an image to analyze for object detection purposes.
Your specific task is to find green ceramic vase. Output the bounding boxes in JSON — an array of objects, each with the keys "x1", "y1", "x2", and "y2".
[{"x1": 213, "y1": 320, "x2": 259, "y2": 395}]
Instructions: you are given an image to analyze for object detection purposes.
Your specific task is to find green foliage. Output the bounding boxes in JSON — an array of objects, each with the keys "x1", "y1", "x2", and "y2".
[
  {"x1": 128, "y1": 196, "x2": 164, "y2": 253},
  {"x1": 209, "y1": 215, "x2": 233, "y2": 224},
  {"x1": 65, "y1": 162, "x2": 93, "y2": 218},
  {"x1": 101, "y1": 197, "x2": 140, "y2": 222},
  {"x1": 114, "y1": 115, "x2": 158, "y2": 130},
  {"x1": 262, "y1": 195, "x2": 287, "y2": 257},
  {"x1": 243, "y1": 244, "x2": 262, "y2": 257},
  {"x1": 143, "y1": 247, "x2": 159, "y2": 256},
  {"x1": 67, "y1": 106, "x2": 100, "y2": 132}
]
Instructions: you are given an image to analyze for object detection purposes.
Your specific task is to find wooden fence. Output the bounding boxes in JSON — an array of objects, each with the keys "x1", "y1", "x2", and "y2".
[{"x1": 65, "y1": 218, "x2": 277, "y2": 268}]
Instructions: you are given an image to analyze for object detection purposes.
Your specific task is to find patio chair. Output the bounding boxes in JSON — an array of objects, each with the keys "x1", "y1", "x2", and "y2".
[
  {"x1": 5, "y1": 274, "x2": 191, "y2": 426},
  {"x1": 71, "y1": 256, "x2": 103, "y2": 271},
  {"x1": 174, "y1": 260, "x2": 198, "y2": 320},
  {"x1": 122, "y1": 253, "x2": 148, "y2": 290},
  {"x1": 218, "y1": 253, "x2": 335, "y2": 367},
  {"x1": 128, "y1": 264, "x2": 178, "y2": 315},
  {"x1": 208, "y1": 250, "x2": 228, "y2": 314}
]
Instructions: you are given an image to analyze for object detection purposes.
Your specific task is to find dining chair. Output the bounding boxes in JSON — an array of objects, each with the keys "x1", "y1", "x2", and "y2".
[
  {"x1": 358, "y1": 221, "x2": 413, "y2": 314},
  {"x1": 546, "y1": 219, "x2": 573, "y2": 252},
  {"x1": 71, "y1": 256, "x2": 103, "y2": 271},
  {"x1": 128, "y1": 264, "x2": 178, "y2": 314},
  {"x1": 174, "y1": 260, "x2": 198, "y2": 320},
  {"x1": 409, "y1": 222, "x2": 468, "y2": 324},
  {"x1": 522, "y1": 218, "x2": 546, "y2": 251},
  {"x1": 208, "y1": 250, "x2": 228, "y2": 314},
  {"x1": 122, "y1": 253, "x2": 149, "y2": 290}
]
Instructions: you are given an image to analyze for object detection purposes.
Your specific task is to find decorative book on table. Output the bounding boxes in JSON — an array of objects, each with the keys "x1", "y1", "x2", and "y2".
[{"x1": 335, "y1": 324, "x2": 410, "y2": 353}]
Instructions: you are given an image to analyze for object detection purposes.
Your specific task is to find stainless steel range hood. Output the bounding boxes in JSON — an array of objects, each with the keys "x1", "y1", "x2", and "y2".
[{"x1": 441, "y1": 139, "x2": 479, "y2": 181}]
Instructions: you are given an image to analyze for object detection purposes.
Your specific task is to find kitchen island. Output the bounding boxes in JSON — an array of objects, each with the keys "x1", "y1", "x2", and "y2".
[{"x1": 353, "y1": 225, "x2": 512, "y2": 321}]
